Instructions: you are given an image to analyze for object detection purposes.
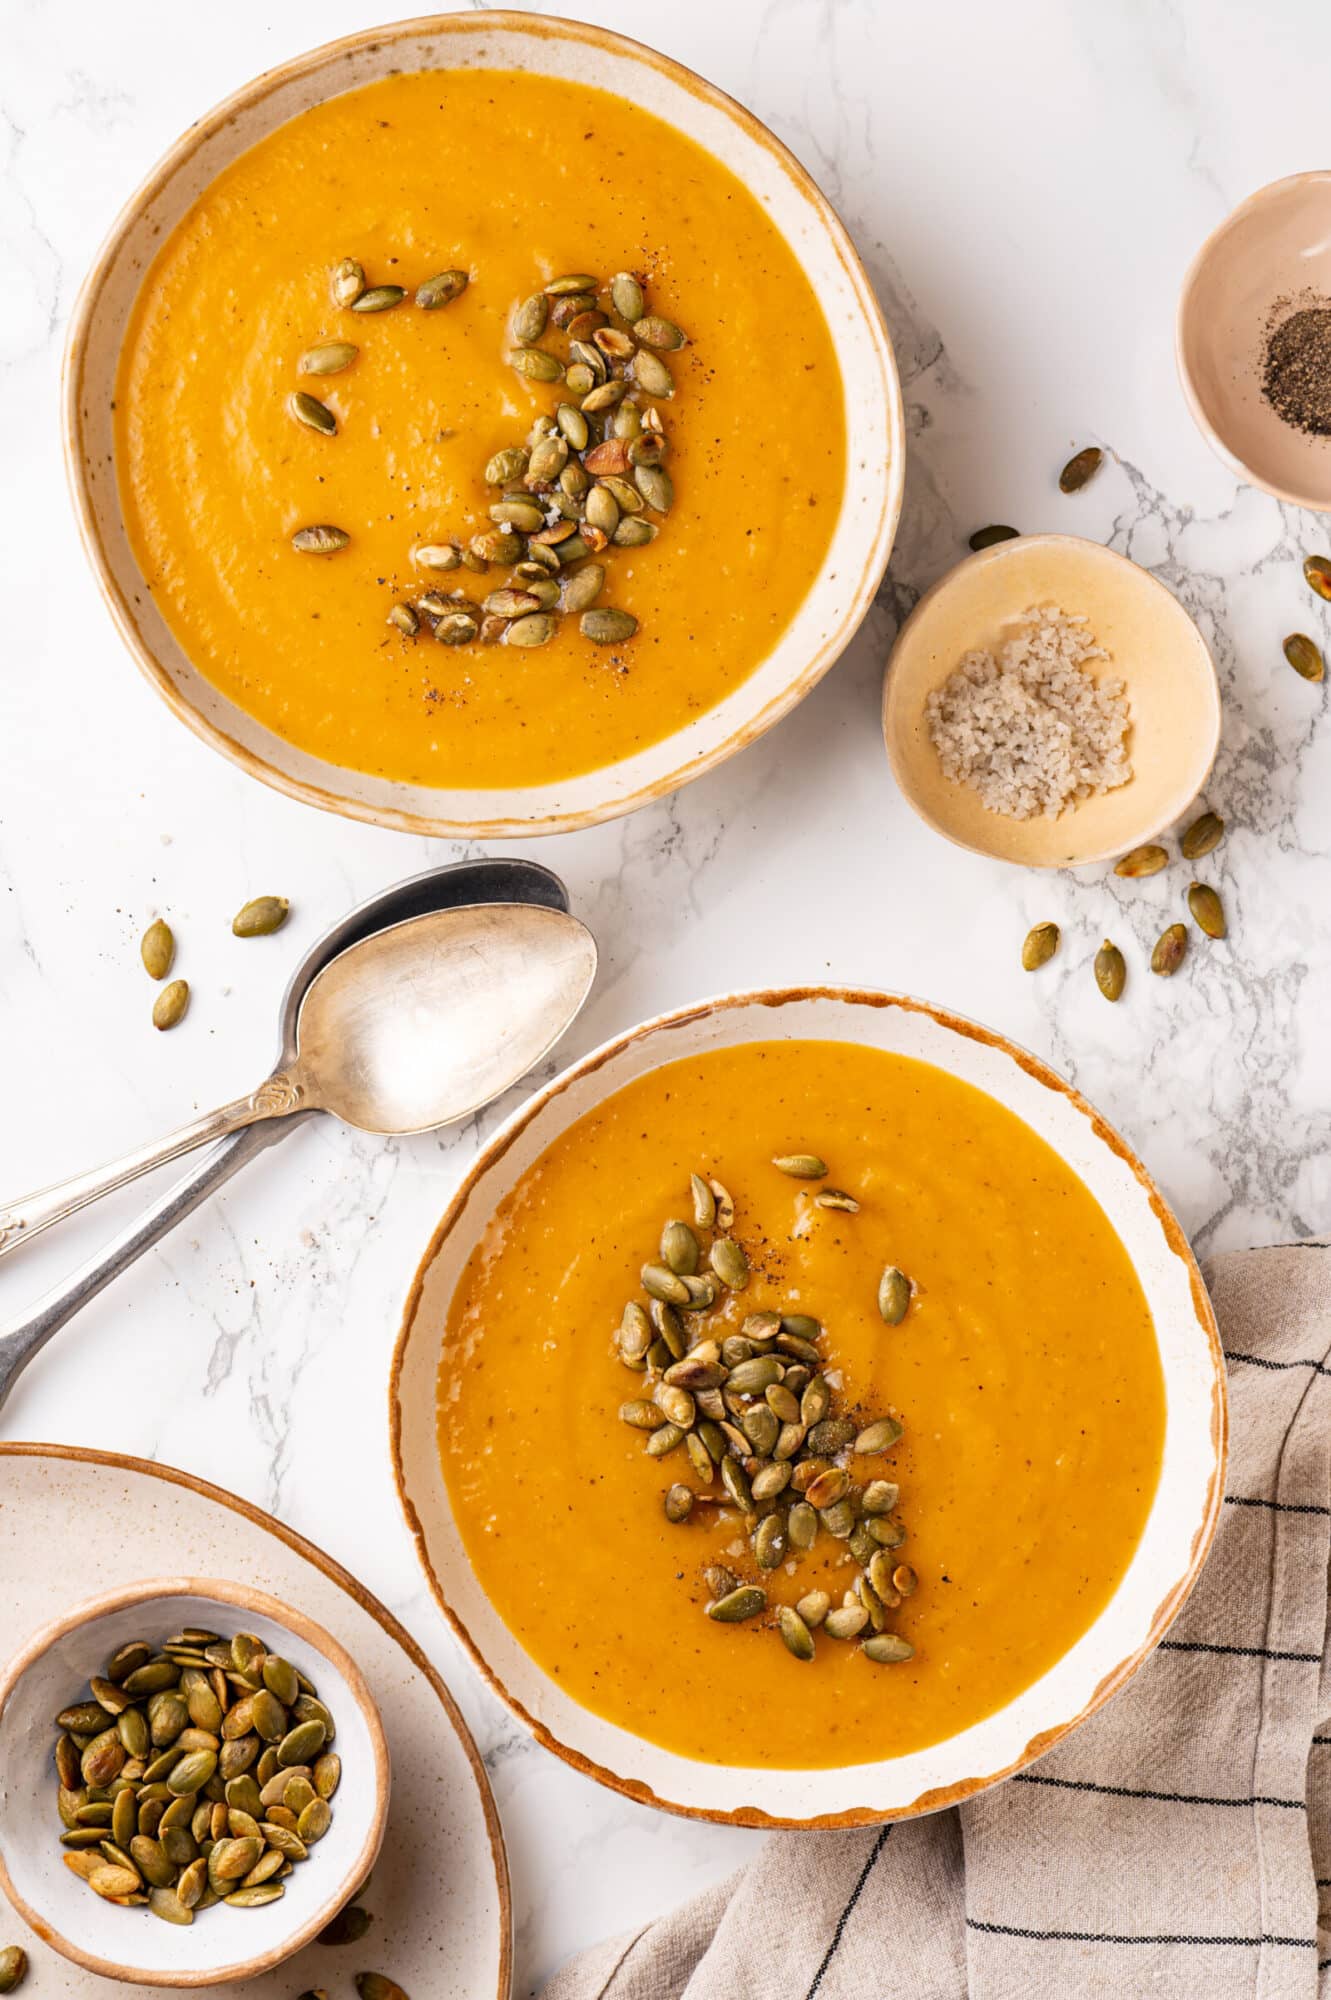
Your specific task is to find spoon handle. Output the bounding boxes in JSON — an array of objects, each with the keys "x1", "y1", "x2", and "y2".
[{"x1": 0, "y1": 1074, "x2": 303, "y2": 1264}]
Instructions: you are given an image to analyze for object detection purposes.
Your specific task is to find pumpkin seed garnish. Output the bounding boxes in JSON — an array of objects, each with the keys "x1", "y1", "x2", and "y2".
[
  {"x1": 1303, "y1": 555, "x2": 1331, "y2": 602},
  {"x1": 1094, "y1": 939, "x2": 1126, "y2": 1001},
  {"x1": 862, "y1": 1633, "x2": 915, "y2": 1664},
  {"x1": 773, "y1": 1154, "x2": 827, "y2": 1178},
  {"x1": 291, "y1": 525, "x2": 349, "y2": 554},
  {"x1": 152, "y1": 980, "x2": 189, "y2": 1032},
  {"x1": 509, "y1": 346, "x2": 565, "y2": 383},
  {"x1": 611, "y1": 272, "x2": 646, "y2": 322},
  {"x1": 350, "y1": 285, "x2": 405, "y2": 313},
  {"x1": 814, "y1": 1187, "x2": 860, "y2": 1212},
  {"x1": 545, "y1": 273, "x2": 598, "y2": 296},
  {"x1": 709, "y1": 1237, "x2": 750, "y2": 1290},
  {"x1": 706, "y1": 1585, "x2": 766, "y2": 1624},
  {"x1": 877, "y1": 1266, "x2": 911, "y2": 1325},
  {"x1": 232, "y1": 897, "x2": 289, "y2": 939},
  {"x1": 1187, "y1": 881, "x2": 1227, "y2": 939},
  {"x1": 416, "y1": 269, "x2": 469, "y2": 310},
  {"x1": 513, "y1": 294, "x2": 548, "y2": 343},
  {"x1": 1114, "y1": 844, "x2": 1168, "y2": 879},
  {"x1": 634, "y1": 316, "x2": 687, "y2": 351},
  {"x1": 1284, "y1": 632, "x2": 1325, "y2": 682},
  {"x1": 330, "y1": 259, "x2": 364, "y2": 308},
  {"x1": 1059, "y1": 445, "x2": 1103, "y2": 492},
  {"x1": 1180, "y1": 810, "x2": 1224, "y2": 860},
  {"x1": 580, "y1": 608, "x2": 638, "y2": 644},
  {"x1": 776, "y1": 1606, "x2": 815, "y2": 1662},
  {"x1": 562, "y1": 564, "x2": 606, "y2": 615},
  {"x1": 140, "y1": 919, "x2": 175, "y2": 982},
  {"x1": 633, "y1": 350, "x2": 675, "y2": 398},
  {"x1": 0, "y1": 1950, "x2": 26, "y2": 1995},
  {"x1": 1150, "y1": 923, "x2": 1188, "y2": 977},
  {"x1": 969, "y1": 524, "x2": 1019, "y2": 551},
  {"x1": 299, "y1": 342, "x2": 358, "y2": 376}
]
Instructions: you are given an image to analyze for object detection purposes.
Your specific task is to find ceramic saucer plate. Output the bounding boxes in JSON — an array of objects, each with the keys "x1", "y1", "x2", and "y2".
[{"x1": 0, "y1": 1446, "x2": 509, "y2": 1997}]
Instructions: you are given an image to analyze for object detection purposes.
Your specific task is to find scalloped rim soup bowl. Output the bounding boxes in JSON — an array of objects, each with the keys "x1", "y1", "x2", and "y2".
[
  {"x1": 0, "y1": 1578, "x2": 389, "y2": 1986},
  {"x1": 391, "y1": 988, "x2": 1225, "y2": 1827},
  {"x1": 64, "y1": 12, "x2": 903, "y2": 839}
]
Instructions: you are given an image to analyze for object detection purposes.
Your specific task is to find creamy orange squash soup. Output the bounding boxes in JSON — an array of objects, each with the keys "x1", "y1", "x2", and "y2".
[
  {"x1": 114, "y1": 70, "x2": 847, "y2": 790},
  {"x1": 437, "y1": 1040, "x2": 1165, "y2": 1769}
]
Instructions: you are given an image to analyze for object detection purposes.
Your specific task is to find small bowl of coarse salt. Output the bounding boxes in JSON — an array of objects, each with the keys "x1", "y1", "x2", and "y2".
[
  {"x1": 1178, "y1": 172, "x2": 1331, "y2": 510},
  {"x1": 882, "y1": 534, "x2": 1220, "y2": 869}
]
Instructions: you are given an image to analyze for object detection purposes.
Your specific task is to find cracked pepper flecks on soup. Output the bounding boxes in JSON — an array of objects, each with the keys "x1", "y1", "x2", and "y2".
[
  {"x1": 113, "y1": 69, "x2": 847, "y2": 791},
  {"x1": 436, "y1": 1038, "x2": 1165, "y2": 1770}
]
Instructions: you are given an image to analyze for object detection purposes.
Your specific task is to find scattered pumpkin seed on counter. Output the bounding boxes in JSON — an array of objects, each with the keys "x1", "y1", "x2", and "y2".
[
  {"x1": 50, "y1": 1625, "x2": 341, "y2": 1922},
  {"x1": 356, "y1": 1975, "x2": 410, "y2": 2000},
  {"x1": 1094, "y1": 939, "x2": 1126, "y2": 1002},
  {"x1": 232, "y1": 896, "x2": 290, "y2": 939},
  {"x1": 968, "y1": 524, "x2": 1019, "y2": 551},
  {"x1": 1151, "y1": 923, "x2": 1189, "y2": 977},
  {"x1": 1303, "y1": 555, "x2": 1331, "y2": 602},
  {"x1": 152, "y1": 980, "x2": 190, "y2": 1032},
  {"x1": 1059, "y1": 445, "x2": 1103, "y2": 493},
  {"x1": 1284, "y1": 632, "x2": 1325, "y2": 682},
  {"x1": 0, "y1": 1949, "x2": 26, "y2": 1995},
  {"x1": 1187, "y1": 882, "x2": 1227, "y2": 939},
  {"x1": 615, "y1": 1163, "x2": 917, "y2": 1668},
  {"x1": 1113, "y1": 843, "x2": 1168, "y2": 879},
  {"x1": 1180, "y1": 810, "x2": 1224, "y2": 860},
  {"x1": 140, "y1": 919, "x2": 175, "y2": 981},
  {"x1": 1021, "y1": 921, "x2": 1060, "y2": 971}
]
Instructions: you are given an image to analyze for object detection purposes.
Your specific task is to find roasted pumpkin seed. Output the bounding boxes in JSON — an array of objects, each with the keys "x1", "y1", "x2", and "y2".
[
  {"x1": 969, "y1": 524, "x2": 1019, "y2": 550},
  {"x1": 610, "y1": 271, "x2": 645, "y2": 322},
  {"x1": 664, "y1": 1483, "x2": 694, "y2": 1523},
  {"x1": 152, "y1": 980, "x2": 190, "y2": 1031},
  {"x1": 706, "y1": 1585, "x2": 766, "y2": 1623},
  {"x1": 1180, "y1": 810, "x2": 1223, "y2": 860},
  {"x1": 862, "y1": 1634, "x2": 915, "y2": 1664},
  {"x1": 777, "y1": 1606, "x2": 815, "y2": 1662},
  {"x1": 299, "y1": 341, "x2": 358, "y2": 376},
  {"x1": 416, "y1": 269, "x2": 468, "y2": 310},
  {"x1": 772, "y1": 1153, "x2": 827, "y2": 1178},
  {"x1": 1094, "y1": 939, "x2": 1126, "y2": 1001},
  {"x1": 580, "y1": 608, "x2": 638, "y2": 644},
  {"x1": 1059, "y1": 445, "x2": 1103, "y2": 492},
  {"x1": 1187, "y1": 882, "x2": 1227, "y2": 939},
  {"x1": 1303, "y1": 555, "x2": 1331, "y2": 601},
  {"x1": 350, "y1": 285, "x2": 405, "y2": 313},
  {"x1": 232, "y1": 896, "x2": 289, "y2": 939},
  {"x1": 1150, "y1": 922, "x2": 1188, "y2": 976},
  {"x1": 1021, "y1": 921, "x2": 1060, "y2": 971},
  {"x1": 877, "y1": 1266, "x2": 911, "y2": 1325},
  {"x1": 1284, "y1": 632, "x2": 1325, "y2": 682},
  {"x1": 140, "y1": 918, "x2": 176, "y2": 980},
  {"x1": 1114, "y1": 844, "x2": 1168, "y2": 879},
  {"x1": 510, "y1": 346, "x2": 564, "y2": 383},
  {"x1": 287, "y1": 389, "x2": 337, "y2": 435},
  {"x1": 330, "y1": 259, "x2": 364, "y2": 308},
  {"x1": 291, "y1": 524, "x2": 349, "y2": 554}
]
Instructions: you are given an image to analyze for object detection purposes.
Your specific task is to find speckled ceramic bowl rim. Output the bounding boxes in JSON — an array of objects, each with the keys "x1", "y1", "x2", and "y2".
[
  {"x1": 389, "y1": 984, "x2": 1227, "y2": 1829},
  {"x1": 61, "y1": 11, "x2": 904, "y2": 840},
  {"x1": 0, "y1": 1573, "x2": 390, "y2": 1987},
  {"x1": 0, "y1": 1455, "x2": 511, "y2": 1994},
  {"x1": 1176, "y1": 170, "x2": 1331, "y2": 510},
  {"x1": 881, "y1": 534, "x2": 1222, "y2": 868}
]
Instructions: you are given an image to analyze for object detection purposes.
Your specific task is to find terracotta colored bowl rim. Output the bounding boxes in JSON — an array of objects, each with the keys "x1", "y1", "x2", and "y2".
[
  {"x1": 61, "y1": 10, "x2": 905, "y2": 840},
  {"x1": 0, "y1": 1574, "x2": 391, "y2": 1987},
  {"x1": 389, "y1": 983, "x2": 1228, "y2": 1829},
  {"x1": 1175, "y1": 169, "x2": 1331, "y2": 511},
  {"x1": 881, "y1": 534, "x2": 1222, "y2": 868}
]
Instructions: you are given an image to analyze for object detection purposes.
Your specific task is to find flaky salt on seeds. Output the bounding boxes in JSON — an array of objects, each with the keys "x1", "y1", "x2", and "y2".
[{"x1": 925, "y1": 606, "x2": 1132, "y2": 820}]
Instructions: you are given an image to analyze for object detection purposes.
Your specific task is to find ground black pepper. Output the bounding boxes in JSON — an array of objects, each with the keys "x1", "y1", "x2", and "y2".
[{"x1": 1262, "y1": 303, "x2": 1331, "y2": 436}]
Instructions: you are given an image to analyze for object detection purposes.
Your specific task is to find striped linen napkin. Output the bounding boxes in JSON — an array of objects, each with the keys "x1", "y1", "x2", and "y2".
[{"x1": 543, "y1": 1244, "x2": 1331, "y2": 2000}]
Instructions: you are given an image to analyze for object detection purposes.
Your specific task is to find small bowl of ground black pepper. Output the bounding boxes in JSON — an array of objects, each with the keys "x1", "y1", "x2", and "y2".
[{"x1": 1178, "y1": 171, "x2": 1331, "y2": 510}]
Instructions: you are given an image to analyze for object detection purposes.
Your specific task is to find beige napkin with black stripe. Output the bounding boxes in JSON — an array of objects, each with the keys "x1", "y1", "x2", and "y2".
[{"x1": 542, "y1": 1245, "x2": 1331, "y2": 2000}]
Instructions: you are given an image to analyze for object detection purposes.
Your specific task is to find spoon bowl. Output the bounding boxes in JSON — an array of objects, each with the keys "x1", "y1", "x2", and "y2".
[{"x1": 291, "y1": 902, "x2": 600, "y2": 1134}]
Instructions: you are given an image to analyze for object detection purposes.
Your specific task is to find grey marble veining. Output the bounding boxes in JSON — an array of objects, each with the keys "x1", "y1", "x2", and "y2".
[{"x1": 1, "y1": 1, "x2": 1328, "y2": 1990}]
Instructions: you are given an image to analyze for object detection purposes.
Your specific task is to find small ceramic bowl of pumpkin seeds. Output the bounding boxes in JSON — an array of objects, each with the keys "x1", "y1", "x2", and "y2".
[{"x1": 0, "y1": 1578, "x2": 389, "y2": 1986}]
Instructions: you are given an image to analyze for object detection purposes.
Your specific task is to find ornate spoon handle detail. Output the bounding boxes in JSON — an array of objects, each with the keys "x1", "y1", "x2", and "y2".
[{"x1": 0, "y1": 1074, "x2": 307, "y2": 1265}]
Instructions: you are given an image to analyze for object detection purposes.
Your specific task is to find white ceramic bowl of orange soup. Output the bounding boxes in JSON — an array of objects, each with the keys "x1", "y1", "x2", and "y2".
[
  {"x1": 65, "y1": 14, "x2": 903, "y2": 838},
  {"x1": 392, "y1": 987, "x2": 1225, "y2": 1827}
]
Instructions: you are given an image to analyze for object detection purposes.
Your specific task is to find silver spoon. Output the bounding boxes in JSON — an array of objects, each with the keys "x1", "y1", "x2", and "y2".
[{"x1": 0, "y1": 872, "x2": 591, "y2": 1408}]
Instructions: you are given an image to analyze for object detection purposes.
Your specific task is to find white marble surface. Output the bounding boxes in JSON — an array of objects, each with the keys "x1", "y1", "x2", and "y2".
[{"x1": 2, "y1": 0, "x2": 1330, "y2": 1990}]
